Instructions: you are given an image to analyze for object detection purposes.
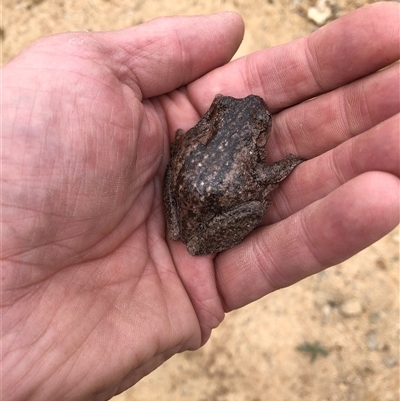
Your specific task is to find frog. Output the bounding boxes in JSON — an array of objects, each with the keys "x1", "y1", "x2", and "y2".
[{"x1": 163, "y1": 94, "x2": 304, "y2": 256}]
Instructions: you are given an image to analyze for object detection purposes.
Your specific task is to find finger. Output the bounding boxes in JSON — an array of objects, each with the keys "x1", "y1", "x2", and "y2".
[
  {"x1": 269, "y1": 63, "x2": 400, "y2": 161},
  {"x1": 188, "y1": 2, "x2": 400, "y2": 111},
  {"x1": 216, "y1": 171, "x2": 399, "y2": 311},
  {"x1": 103, "y1": 13, "x2": 244, "y2": 98},
  {"x1": 263, "y1": 113, "x2": 400, "y2": 224}
]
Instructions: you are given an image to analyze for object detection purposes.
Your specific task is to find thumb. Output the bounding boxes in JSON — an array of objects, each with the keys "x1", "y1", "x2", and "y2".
[{"x1": 95, "y1": 13, "x2": 244, "y2": 98}]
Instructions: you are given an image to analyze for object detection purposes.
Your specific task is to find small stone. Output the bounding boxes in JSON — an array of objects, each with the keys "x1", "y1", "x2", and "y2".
[
  {"x1": 307, "y1": 0, "x2": 332, "y2": 26},
  {"x1": 366, "y1": 331, "x2": 378, "y2": 350},
  {"x1": 339, "y1": 300, "x2": 363, "y2": 317},
  {"x1": 322, "y1": 304, "x2": 332, "y2": 318},
  {"x1": 375, "y1": 257, "x2": 387, "y2": 270},
  {"x1": 368, "y1": 312, "x2": 381, "y2": 324},
  {"x1": 383, "y1": 356, "x2": 399, "y2": 368}
]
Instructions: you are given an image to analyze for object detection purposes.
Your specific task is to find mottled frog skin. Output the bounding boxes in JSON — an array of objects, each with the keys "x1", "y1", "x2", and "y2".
[{"x1": 163, "y1": 94, "x2": 304, "y2": 256}]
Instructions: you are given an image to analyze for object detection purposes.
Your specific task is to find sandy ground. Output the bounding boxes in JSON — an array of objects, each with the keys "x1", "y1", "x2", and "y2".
[{"x1": 2, "y1": 1, "x2": 399, "y2": 400}]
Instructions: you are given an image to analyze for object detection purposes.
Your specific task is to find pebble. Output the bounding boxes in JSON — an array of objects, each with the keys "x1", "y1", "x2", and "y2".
[
  {"x1": 366, "y1": 331, "x2": 378, "y2": 350},
  {"x1": 307, "y1": 0, "x2": 332, "y2": 26},
  {"x1": 339, "y1": 300, "x2": 363, "y2": 317},
  {"x1": 383, "y1": 356, "x2": 399, "y2": 368}
]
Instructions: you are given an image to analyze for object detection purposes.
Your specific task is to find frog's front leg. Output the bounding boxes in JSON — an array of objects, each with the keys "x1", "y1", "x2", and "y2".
[
  {"x1": 185, "y1": 201, "x2": 265, "y2": 255},
  {"x1": 261, "y1": 154, "x2": 304, "y2": 184}
]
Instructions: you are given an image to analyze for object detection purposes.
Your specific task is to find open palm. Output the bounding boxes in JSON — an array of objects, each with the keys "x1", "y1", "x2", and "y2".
[{"x1": 2, "y1": 3, "x2": 399, "y2": 401}]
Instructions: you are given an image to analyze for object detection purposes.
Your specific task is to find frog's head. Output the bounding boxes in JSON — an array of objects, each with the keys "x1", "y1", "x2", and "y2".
[{"x1": 214, "y1": 94, "x2": 272, "y2": 146}]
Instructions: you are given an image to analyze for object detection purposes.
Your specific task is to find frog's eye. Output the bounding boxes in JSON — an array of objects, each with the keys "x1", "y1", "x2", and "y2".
[
  {"x1": 218, "y1": 96, "x2": 234, "y2": 109},
  {"x1": 253, "y1": 109, "x2": 271, "y2": 125}
]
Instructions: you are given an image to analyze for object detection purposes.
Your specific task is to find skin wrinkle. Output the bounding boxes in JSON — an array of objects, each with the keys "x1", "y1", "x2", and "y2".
[
  {"x1": 67, "y1": 162, "x2": 83, "y2": 219},
  {"x1": 6, "y1": 197, "x2": 116, "y2": 267},
  {"x1": 189, "y1": 271, "x2": 222, "y2": 333},
  {"x1": 4, "y1": 288, "x2": 55, "y2": 367},
  {"x1": 326, "y1": 89, "x2": 351, "y2": 145},
  {"x1": 115, "y1": 346, "x2": 179, "y2": 396},
  {"x1": 134, "y1": 139, "x2": 163, "y2": 193},
  {"x1": 1, "y1": 281, "x2": 39, "y2": 324},
  {"x1": 297, "y1": 204, "x2": 332, "y2": 267},
  {"x1": 275, "y1": 49, "x2": 310, "y2": 107},
  {"x1": 113, "y1": 47, "x2": 143, "y2": 99},
  {"x1": 267, "y1": 53, "x2": 286, "y2": 102},
  {"x1": 269, "y1": 114, "x2": 398, "y2": 227},
  {"x1": 113, "y1": 32, "x2": 175, "y2": 97},
  {"x1": 4, "y1": 220, "x2": 59, "y2": 263},
  {"x1": 48, "y1": 143, "x2": 64, "y2": 218},
  {"x1": 328, "y1": 145, "x2": 349, "y2": 188},
  {"x1": 21, "y1": 95, "x2": 37, "y2": 184},
  {"x1": 76, "y1": 222, "x2": 133, "y2": 269},
  {"x1": 279, "y1": 65, "x2": 397, "y2": 162},
  {"x1": 302, "y1": 35, "x2": 328, "y2": 97},
  {"x1": 146, "y1": 220, "x2": 165, "y2": 260},
  {"x1": 355, "y1": 76, "x2": 379, "y2": 130},
  {"x1": 269, "y1": 181, "x2": 297, "y2": 222},
  {"x1": 250, "y1": 237, "x2": 284, "y2": 294},
  {"x1": 119, "y1": 45, "x2": 156, "y2": 98},
  {"x1": 183, "y1": 92, "x2": 206, "y2": 127},
  {"x1": 170, "y1": 252, "x2": 220, "y2": 340},
  {"x1": 170, "y1": 28, "x2": 190, "y2": 89},
  {"x1": 281, "y1": 45, "x2": 315, "y2": 107},
  {"x1": 24, "y1": 308, "x2": 90, "y2": 400},
  {"x1": 14, "y1": 116, "x2": 161, "y2": 265},
  {"x1": 129, "y1": 102, "x2": 161, "y2": 178},
  {"x1": 243, "y1": 53, "x2": 264, "y2": 96},
  {"x1": 79, "y1": 189, "x2": 151, "y2": 258},
  {"x1": 336, "y1": 80, "x2": 366, "y2": 139},
  {"x1": 343, "y1": 88, "x2": 362, "y2": 134},
  {"x1": 341, "y1": 141, "x2": 361, "y2": 186},
  {"x1": 273, "y1": 109, "x2": 304, "y2": 159}
]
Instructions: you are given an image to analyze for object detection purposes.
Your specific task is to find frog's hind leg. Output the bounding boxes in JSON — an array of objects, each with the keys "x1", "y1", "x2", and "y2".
[
  {"x1": 163, "y1": 164, "x2": 181, "y2": 240},
  {"x1": 186, "y1": 201, "x2": 265, "y2": 256}
]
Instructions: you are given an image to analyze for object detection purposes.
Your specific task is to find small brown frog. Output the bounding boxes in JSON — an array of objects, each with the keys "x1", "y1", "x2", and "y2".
[{"x1": 163, "y1": 94, "x2": 304, "y2": 256}]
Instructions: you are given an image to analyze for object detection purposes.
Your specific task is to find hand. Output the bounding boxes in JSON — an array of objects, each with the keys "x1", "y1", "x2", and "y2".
[{"x1": 2, "y1": 3, "x2": 399, "y2": 401}]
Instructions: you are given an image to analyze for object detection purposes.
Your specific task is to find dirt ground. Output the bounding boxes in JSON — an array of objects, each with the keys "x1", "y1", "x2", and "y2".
[{"x1": 2, "y1": 1, "x2": 399, "y2": 400}]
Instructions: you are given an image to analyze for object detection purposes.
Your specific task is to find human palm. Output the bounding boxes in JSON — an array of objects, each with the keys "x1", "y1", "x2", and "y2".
[{"x1": 2, "y1": 3, "x2": 399, "y2": 401}]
